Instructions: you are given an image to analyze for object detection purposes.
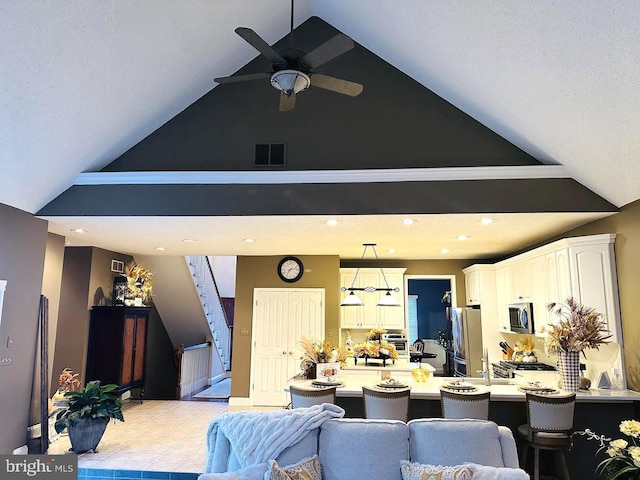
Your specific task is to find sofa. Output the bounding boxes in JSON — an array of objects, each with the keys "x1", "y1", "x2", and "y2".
[{"x1": 199, "y1": 404, "x2": 528, "y2": 480}]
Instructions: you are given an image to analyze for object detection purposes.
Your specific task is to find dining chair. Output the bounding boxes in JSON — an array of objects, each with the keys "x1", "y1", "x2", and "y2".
[
  {"x1": 362, "y1": 386, "x2": 411, "y2": 422},
  {"x1": 289, "y1": 385, "x2": 337, "y2": 409},
  {"x1": 439, "y1": 389, "x2": 490, "y2": 420},
  {"x1": 517, "y1": 392, "x2": 576, "y2": 480}
]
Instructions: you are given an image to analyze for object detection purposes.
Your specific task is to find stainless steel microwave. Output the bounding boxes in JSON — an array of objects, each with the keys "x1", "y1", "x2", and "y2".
[{"x1": 508, "y1": 302, "x2": 534, "y2": 334}]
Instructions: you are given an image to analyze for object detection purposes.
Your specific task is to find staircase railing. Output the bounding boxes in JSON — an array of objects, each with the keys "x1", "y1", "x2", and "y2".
[{"x1": 185, "y1": 256, "x2": 232, "y2": 370}]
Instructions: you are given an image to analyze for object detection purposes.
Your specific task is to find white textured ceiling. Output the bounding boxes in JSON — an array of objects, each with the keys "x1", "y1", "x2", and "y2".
[{"x1": 2, "y1": 1, "x2": 638, "y2": 259}]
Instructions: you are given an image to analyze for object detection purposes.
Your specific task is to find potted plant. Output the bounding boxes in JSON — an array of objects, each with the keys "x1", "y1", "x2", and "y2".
[{"x1": 54, "y1": 380, "x2": 124, "y2": 453}]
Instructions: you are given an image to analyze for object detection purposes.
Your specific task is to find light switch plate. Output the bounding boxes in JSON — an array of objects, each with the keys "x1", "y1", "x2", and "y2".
[{"x1": 240, "y1": 328, "x2": 250, "y2": 336}]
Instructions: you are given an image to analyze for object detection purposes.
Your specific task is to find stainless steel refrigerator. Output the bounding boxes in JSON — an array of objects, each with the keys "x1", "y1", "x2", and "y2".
[{"x1": 450, "y1": 307, "x2": 484, "y2": 377}]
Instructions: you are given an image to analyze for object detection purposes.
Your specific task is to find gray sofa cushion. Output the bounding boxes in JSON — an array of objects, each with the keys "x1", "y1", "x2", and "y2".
[
  {"x1": 319, "y1": 418, "x2": 409, "y2": 480},
  {"x1": 407, "y1": 418, "x2": 511, "y2": 468}
]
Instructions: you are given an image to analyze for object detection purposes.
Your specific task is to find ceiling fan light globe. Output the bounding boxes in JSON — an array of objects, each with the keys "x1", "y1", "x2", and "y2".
[{"x1": 270, "y1": 70, "x2": 310, "y2": 95}]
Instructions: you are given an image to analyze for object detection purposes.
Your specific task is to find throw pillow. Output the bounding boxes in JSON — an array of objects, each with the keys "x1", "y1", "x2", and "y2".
[
  {"x1": 466, "y1": 463, "x2": 530, "y2": 480},
  {"x1": 264, "y1": 455, "x2": 322, "y2": 480},
  {"x1": 400, "y1": 460, "x2": 473, "y2": 480}
]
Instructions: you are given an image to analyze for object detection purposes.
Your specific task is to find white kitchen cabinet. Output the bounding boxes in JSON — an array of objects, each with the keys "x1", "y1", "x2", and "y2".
[
  {"x1": 464, "y1": 268, "x2": 481, "y2": 306},
  {"x1": 495, "y1": 265, "x2": 513, "y2": 333},
  {"x1": 463, "y1": 265, "x2": 497, "y2": 307},
  {"x1": 512, "y1": 260, "x2": 532, "y2": 301},
  {"x1": 493, "y1": 234, "x2": 621, "y2": 343},
  {"x1": 567, "y1": 238, "x2": 621, "y2": 343},
  {"x1": 543, "y1": 248, "x2": 572, "y2": 330},
  {"x1": 529, "y1": 255, "x2": 549, "y2": 334},
  {"x1": 462, "y1": 264, "x2": 500, "y2": 360},
  {"x1": 340, "y1": 268, "x2": 406, "y2": 330}
]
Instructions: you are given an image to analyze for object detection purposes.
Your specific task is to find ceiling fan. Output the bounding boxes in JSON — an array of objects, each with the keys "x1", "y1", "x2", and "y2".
[{"x1": 214, "y1": 15, "x2": 363, "y2": 111}]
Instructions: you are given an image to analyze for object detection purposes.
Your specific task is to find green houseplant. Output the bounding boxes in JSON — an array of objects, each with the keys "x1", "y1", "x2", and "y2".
[{"x1": 54, "y1": 380, "x2": 124, "y2": 453}]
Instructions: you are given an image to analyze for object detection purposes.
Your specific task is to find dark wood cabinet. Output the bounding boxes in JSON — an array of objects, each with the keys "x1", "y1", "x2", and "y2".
[{"x1": 85, "y1": 306, "x2": 150, "y2": 398}]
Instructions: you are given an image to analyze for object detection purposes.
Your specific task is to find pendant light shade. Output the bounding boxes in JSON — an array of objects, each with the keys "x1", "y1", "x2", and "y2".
[
  {"x1": 340, "y1": 243, "x2": 401, "y2": 307},
  {"x1": 340, "y1": 291, "x2": 364, "y2": 307},
  {"x1": 376, "y1": 291, "x2": 401, "y2": 307}
]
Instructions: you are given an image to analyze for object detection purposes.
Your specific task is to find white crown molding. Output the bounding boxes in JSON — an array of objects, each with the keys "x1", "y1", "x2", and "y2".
[{"x1": 74, "y1": 165, "x2": 569, "y2": 186}]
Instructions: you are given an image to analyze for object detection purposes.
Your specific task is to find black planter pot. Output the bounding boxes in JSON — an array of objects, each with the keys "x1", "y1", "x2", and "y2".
[{"x1": 68, "y1": 418, "x2": 108, "y2": 453}]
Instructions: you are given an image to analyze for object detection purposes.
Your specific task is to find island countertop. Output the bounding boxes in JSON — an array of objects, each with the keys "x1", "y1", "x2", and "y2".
[{"x1": 287, "y1": 374, "x2": 640, "y2": 403}]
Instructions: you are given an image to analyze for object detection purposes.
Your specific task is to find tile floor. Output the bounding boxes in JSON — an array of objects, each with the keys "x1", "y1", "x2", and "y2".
[{"x1": 48, "y1": 399, "x2": 234, "y2": 473}]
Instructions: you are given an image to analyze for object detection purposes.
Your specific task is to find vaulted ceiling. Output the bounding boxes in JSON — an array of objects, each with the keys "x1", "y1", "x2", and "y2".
[{"x1": 2, "y1": 2, "x2": 639, "y2": 259}]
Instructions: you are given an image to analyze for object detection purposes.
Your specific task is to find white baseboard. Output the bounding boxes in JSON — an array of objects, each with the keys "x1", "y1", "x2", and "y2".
[
  {"x1": 210, "y1": 372, "x2": 230, "y2": 385},
  {"x1": 228, "y1": 396, "x2": 251, "y2": 406}
]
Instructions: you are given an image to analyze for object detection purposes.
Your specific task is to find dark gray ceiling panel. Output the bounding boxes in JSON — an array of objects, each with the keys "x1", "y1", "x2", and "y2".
[
  {"x1": 38, "y1": 179, "x2": 616, "y2": 217},
  {"x1": 99, "y1": 16, "x2": 541, "y2": 173}
]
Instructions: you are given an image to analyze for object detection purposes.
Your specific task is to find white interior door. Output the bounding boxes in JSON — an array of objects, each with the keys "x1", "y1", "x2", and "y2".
[{"x1": 251, "y1": 289, "x2": 324, "y2": 406}]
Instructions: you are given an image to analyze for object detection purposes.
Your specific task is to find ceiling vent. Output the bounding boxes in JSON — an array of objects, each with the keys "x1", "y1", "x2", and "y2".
[{"x1": 254, "y1": 143, "x2": 286, "y2": 167}]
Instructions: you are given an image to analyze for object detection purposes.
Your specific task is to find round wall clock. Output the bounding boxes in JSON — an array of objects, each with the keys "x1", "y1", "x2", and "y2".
[{"x1": 277, "y1": 256, "x2": 304, "y2": 283}]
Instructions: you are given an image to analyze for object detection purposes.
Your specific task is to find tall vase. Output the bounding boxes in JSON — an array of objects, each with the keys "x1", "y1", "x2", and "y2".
[{"x1": 557, "y1": 351, "x2": 580, "y2": 392}]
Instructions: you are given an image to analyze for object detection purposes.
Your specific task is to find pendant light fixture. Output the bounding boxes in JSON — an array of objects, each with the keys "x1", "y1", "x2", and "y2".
[{"x1": 340, "y1": 243, "x2": 401, "y2": 307}]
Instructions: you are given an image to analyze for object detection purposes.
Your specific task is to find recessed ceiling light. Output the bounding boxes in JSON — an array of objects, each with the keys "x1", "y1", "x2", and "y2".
[
  {"x1": 325, "y1": 219, "x2": 339, "y2": 226},
  {"x1": 401, "y1": 218, "x2": 416, "y2": 225},
  {"x1": 70, "y1": 228, "x2": 87, "y2": 233},
  {"x1": 457, "y1": 235, "x2": 470, "y2": 241},
  {"x1": 182, "y1": 238, "x2": 196, "y2": 243},
  {"x1": 480, "y1": 218, "x2": 494, "y2": 225},
  {"x1": 154, "y1": 247, "x2": 166, "y2": 251},
  {"x1": 387, "y1": 248, "x2": 397, "y2": 254},
  {"x1": 440, "y1": 248, "x2": 451, "y2": 254},
  {"x1": 242, "y1": 238, "x2": 255, "y2": 243}
]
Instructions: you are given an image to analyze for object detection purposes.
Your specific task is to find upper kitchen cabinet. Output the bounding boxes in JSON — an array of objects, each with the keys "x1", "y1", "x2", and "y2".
[
  {"x1": 462, "y1": 264, "x2": 496, "y2": 306},
  {"x1": 493, "y1": 234, "x2": 622, "y2": 343},
  {"x1": 567, "y1": 236, "x2": 621, "y2": 343},
  {"x1": 340, "y1": 268, "x2": 406, "y2": 329}
]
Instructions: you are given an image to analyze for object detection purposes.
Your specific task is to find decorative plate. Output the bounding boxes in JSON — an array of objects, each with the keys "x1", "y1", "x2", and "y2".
[
  {"x1": 518, "y1": 385, "x2": 558, "y2": 395},
  {"x1": 376, "y1": 381, "x2": 408, "y2": 389},
  {"x1": 311, "y1": 380, "x2": 343, "y2": 387},
  {"x1": 442, "y1": 381, "x2": 476, "y2": 391}
]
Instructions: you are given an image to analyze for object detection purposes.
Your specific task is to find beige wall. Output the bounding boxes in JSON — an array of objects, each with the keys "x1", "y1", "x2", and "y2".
[
  {"x1": 231, "y1": 255, "x2": 473, "y2": 398},
  {"x1": 231, "y1": 255, "x2": 341, "y2": 397},
  {"x1": 557, "y1": 199, "x2": 640, "y2": 391}
]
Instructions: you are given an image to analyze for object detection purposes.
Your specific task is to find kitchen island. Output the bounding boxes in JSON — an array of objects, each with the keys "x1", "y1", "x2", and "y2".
[{"x1": 287, "y1": 374, "x2": 640, "y2": 478}]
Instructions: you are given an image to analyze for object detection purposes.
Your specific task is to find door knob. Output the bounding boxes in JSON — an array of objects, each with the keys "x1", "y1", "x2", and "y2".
[
  {"x1": 282, "y1": 351, "x2": 287, "y2": 355},
  {"x1": 288, "y1": 351, "x2": 293, "y2": 355}
]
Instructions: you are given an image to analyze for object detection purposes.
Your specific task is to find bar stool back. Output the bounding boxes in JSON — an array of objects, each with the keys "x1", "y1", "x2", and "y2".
[
  {"x1": 362, "y1": 386, "x2": 411, "y2": 422},
  {"x1": 440, "y1": 389, "x2": 490, "y2": 420},
  {"x1": 289, "y1": 385, "x2": 337, "y2": 409},
  {"x1": 517, "y1": 392, "x2": 576, "y2": 480}
]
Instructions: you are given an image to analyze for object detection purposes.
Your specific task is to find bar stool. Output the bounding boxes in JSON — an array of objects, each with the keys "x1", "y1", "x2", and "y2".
[
  {"x1": 518, "y1": 392, "x2": 576, "y2": 480},
  {"x1": 440, "y1": 389, "x2": 490, "y2": 420},
  {"x1": 289, "y1": 385, "x2": 337, "y2": 409},
  {"x1": 362, "y1": 386, "x2": 410, "y2": 422}
]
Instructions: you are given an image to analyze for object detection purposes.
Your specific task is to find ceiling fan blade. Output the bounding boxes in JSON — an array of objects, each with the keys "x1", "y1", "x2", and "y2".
[
  {"x1": 299, "y1": 34, "x2": 355, "y2": 69},
  {"x1": 235, "y1": 27, "x2": 287, "y2": 67},
  {"x1": 279, "y1": 92, "x2": 296, "y2": 112},
  {"x1": 310, "y1": 73, "x2": 363, "y2": 97},
  {"x1": 214, "y1": 72, "x2": 271, "y2": 84}
]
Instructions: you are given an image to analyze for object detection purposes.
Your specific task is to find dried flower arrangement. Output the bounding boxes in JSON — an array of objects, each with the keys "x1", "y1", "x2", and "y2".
[
  {"x1": 125, "y1": 263, "x2": 153, "y2": 304},
  {"x1": 353, "y1": 328, "x2": 399, "y2": 360},
  {"x1": 299, "y1": 336, "x2": 347, "y2": 365},
  {"x1": 58, "y1": 367, "x2": 80, "y2": 392},
  {"x1": 574, "y1": 419, "x2": 640, "y2": 479},
  {"x1": 544, "y1": 297, "x2": 611, "y2": 356}
]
